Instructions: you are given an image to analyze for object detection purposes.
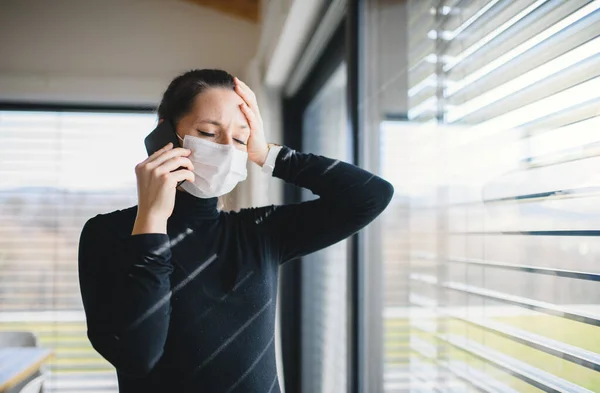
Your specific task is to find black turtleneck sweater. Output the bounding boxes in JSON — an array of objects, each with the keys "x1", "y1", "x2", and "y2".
[{"x1": 78, "y1": 146, "x2": 394, "y2": 393}]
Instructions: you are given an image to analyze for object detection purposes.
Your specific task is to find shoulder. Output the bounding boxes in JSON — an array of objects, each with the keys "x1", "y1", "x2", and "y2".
[
  {"x1": 81, "y1": 206, "x2": 138, "y2": 242},
  {"x1": 78, "y1": 206, "x2": 138, "y2": 273}
]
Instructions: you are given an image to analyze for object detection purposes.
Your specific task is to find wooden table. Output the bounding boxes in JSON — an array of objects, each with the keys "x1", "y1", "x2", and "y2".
[{"x1": 0, "y1": 347, "x2": 53, "y2": 393}]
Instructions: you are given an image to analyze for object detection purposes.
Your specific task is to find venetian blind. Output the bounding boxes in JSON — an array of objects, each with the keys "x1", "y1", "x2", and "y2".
[
  {"x1": 0, "y1": 110, "x2": 155, "y2": 392},
  {"x1": 393, "y1": 0, "x2": 600, "y2": 391}
]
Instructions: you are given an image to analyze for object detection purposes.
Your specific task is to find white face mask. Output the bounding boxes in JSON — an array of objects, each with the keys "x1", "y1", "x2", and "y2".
[{"x1": 177, "y1": 133, "x2": 248, "y2": 198}]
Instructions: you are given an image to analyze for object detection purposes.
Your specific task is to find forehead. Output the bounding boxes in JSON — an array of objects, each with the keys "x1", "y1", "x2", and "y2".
[{"x1": 190, "y1": 88, "x2": 245, "y2": 117}]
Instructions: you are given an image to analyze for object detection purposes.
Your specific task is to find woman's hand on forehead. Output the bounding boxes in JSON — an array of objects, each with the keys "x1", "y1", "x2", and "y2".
[{"x1": 234, "y1": 77, "x2": 269, "y2": 167}]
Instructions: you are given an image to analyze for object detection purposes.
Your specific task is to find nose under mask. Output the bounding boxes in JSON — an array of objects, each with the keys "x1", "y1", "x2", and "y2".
[{"x1": 177, "y1": 133, "x2": 248, "y2": 198}]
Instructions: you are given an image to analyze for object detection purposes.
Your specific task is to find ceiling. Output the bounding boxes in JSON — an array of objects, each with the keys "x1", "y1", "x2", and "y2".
[{"x1": 184, "y1": 0, "x2": 260, "y2": 23}]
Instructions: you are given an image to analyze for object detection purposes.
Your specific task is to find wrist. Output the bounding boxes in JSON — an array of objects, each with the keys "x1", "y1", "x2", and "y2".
[
  {"x1": 254, "y1": 145, "x2": 270, "y2": 167},
  {"x1": 132, "y1": 213, "x2": 167, "y2": 235}
]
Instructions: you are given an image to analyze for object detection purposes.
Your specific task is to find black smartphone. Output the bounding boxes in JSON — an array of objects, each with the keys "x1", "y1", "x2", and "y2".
[{"x1": 144, "y1": 120, "x2": 187, "y2": 187}]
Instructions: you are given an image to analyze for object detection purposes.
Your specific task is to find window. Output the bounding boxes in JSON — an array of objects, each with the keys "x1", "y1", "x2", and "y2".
[
  {"x1": 364, "y1": 0, "x2": 600, "y2": 391},
  {"x1": 300, "y1": 63, "x2": 350, "y2": 393},
  {"x1": 0, "y1": 110, "x2": 156, "y2": 392}
]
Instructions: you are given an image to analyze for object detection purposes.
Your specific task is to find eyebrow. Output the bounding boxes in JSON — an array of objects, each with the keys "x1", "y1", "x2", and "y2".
[{"x1": 195, "y1": 119, "x2": 248, "y2": 129}]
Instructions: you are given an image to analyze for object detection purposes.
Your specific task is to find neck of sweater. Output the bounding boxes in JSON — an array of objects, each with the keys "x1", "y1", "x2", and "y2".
[{"x1": 171, "y1": 188, "x2": 219, "y2": 221}]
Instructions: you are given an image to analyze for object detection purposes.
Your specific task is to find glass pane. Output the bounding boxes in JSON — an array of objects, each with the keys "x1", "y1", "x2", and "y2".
[
  {"x1": 364, "y1": 0, "x2": 600, "y2": 392},
  {"x1": 300, "y1": 63, "x2": 349, "y2": 393}
]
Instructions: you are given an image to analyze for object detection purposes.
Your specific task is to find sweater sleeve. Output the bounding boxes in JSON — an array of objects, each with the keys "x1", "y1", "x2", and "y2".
[
  {"x1": 78, "y1": 215, "x2": 173, "y2": 377},
  {"x1": 254, "y1": 146, "x2": 394, "y2": 264}
]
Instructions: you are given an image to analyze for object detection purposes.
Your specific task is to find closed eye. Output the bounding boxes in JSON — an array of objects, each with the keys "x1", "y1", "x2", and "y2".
[{"x1": 199, "y1": 130, "x2": 246, "y2": 145}]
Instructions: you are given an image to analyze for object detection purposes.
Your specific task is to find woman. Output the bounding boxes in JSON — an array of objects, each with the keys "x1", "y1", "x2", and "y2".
[{"x1": 78, "y1": 69, "x2": 394, "y2": 393}]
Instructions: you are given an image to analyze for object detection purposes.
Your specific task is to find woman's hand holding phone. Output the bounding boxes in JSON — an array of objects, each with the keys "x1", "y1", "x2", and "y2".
[{"x1": 132, "y1": 142, "x2": 195, "y2": 235}]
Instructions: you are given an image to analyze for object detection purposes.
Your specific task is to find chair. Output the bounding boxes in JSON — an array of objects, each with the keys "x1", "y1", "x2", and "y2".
[
  {"x1": 0, "y1": 332, "x2": 45, "y2": 393},
  {"x1": 18, "y1": 376, "x2": 44, "y2": 393},
  {"x1": 0, "y1": 331, "x2": 38, "y2": 347}
]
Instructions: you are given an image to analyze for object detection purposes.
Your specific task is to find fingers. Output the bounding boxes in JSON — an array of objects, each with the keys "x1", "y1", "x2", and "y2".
[
  {"x1": 140, "y1": 142, "x2": 173, "y2": 165},
  {"x1": 234, "y1": 77, "x2": 264, "y2": 135},
  {"x1": 240, "y1": 102, "x2": 260, "y2": 132},
  {"x1": 234, "y1": 77, "x2": 254, "y2": 100},
  {"x1": 234, "y1": 77, "x2": 260, "y2": 117},
  {"x1": 148, "y1": 147, "x2": 191, "y2": 169},
  {"x1": 159, "y1": 156, "x2": 194, "y2": 174},
  {"x1": 169, "y1": 169, "x2": 195, "y2": 185}
]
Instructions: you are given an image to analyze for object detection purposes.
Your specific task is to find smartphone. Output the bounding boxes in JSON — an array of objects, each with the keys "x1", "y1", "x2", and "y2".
[{"x1": 144, "y1": 120, "x2": 187, "y2": 187}]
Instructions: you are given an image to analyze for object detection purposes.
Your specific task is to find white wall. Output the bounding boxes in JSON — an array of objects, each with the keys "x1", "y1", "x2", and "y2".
[{"x1": 0, "y1": 0, "x2": 259, "y2": 105}]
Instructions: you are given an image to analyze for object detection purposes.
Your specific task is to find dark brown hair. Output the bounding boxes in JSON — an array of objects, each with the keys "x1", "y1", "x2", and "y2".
[{"x1": 157, "y1": 69, "x2": 235, "y2": 125}]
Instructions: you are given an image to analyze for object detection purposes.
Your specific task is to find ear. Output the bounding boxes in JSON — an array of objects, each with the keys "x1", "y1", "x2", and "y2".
[{"x1": 158, "y1": 118, "x2": 164, "y2": 125}]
